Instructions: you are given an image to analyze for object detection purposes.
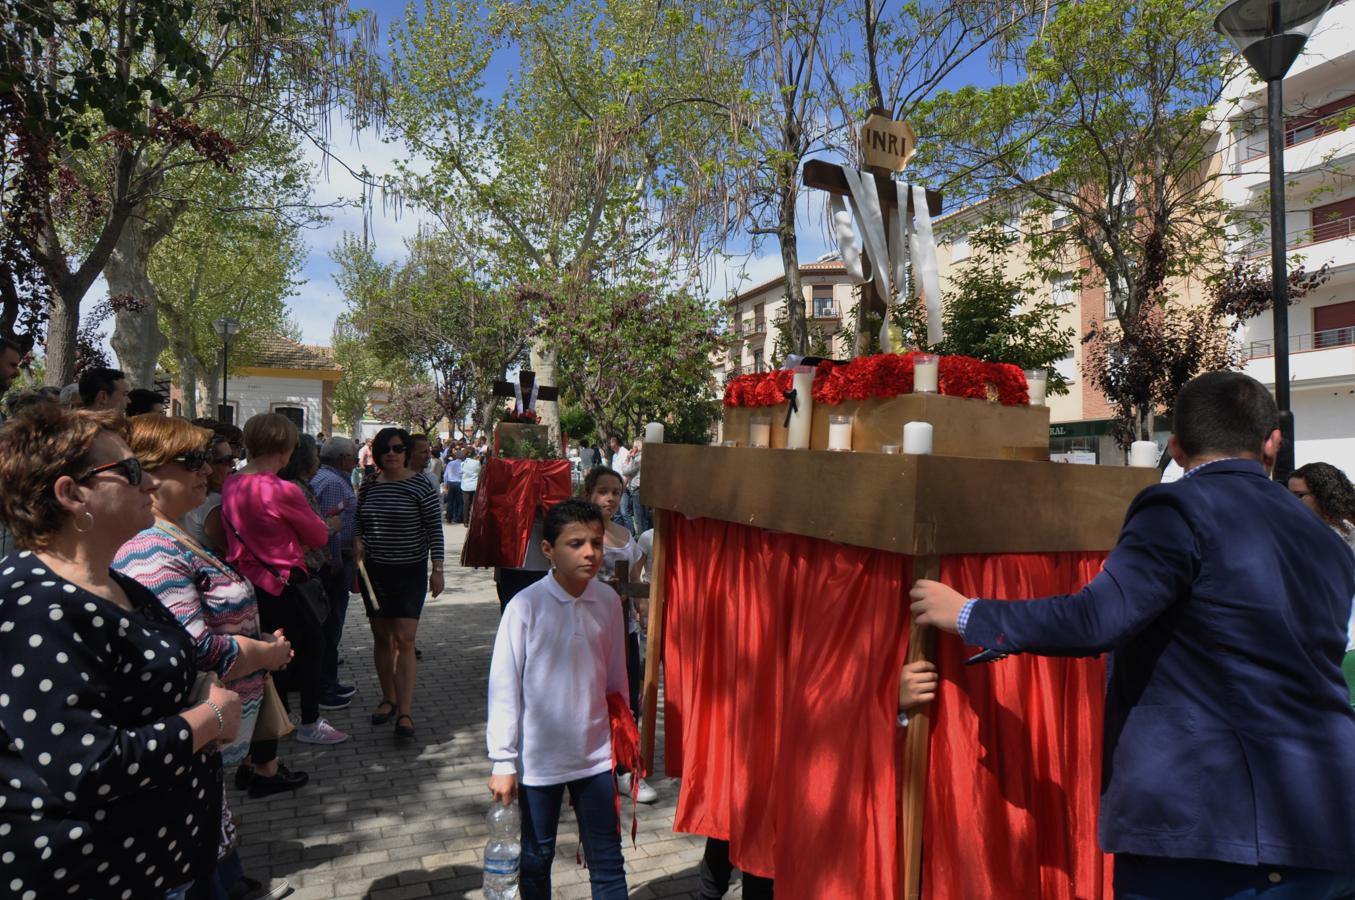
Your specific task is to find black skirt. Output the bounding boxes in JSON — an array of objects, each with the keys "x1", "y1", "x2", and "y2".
[{"x1": 360, "y1": 558, "x2": 429, "y2": 620}]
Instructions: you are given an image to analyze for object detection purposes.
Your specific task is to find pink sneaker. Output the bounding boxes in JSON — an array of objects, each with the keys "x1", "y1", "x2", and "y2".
[{"x1": 295, "y1": 718, "x2": 348, "y2": 745}]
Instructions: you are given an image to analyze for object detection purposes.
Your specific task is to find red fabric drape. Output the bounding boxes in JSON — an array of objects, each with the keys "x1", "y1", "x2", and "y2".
[
  {"x1": 460, "y1": 458, "x2": 572, "y2": 568},
  {"x1": 662, "y1": 515, "x2": 1111, "y2": 900}
]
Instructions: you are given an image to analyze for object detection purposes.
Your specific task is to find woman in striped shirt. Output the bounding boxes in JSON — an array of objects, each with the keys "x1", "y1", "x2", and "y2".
[{"x1": 355, "y1": 427, "x2": 445, "y2": 740}]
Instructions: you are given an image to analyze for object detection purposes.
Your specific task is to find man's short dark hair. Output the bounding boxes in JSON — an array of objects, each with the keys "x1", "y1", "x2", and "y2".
[
  {"x1": 78, "y1": 367, "x2": 126, "y2": 407},
  {"x1": 0, "y1": 336, "x2": 23, "y2": 358},
  {"x1": 126, "y1": 388, "x2": 164, "y2": 416},
  {"x1": 544, "y1": 498, "x2": 605, "y2": 544},
  {"x1": 1173, "y1": 371, "x2": 1280, "y2": 458}
]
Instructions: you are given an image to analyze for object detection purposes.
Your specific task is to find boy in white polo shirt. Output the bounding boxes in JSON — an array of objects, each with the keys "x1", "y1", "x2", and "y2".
[{"x1": 487, "y1": 498, "x2": 629, "y2": 898}]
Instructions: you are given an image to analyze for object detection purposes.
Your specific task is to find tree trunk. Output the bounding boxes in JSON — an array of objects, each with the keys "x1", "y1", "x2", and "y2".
[
  {"x1": 180, "y1": 361, "x2": 198, "y2": 420},
  {"x1": 107, "y1": 217, "x2": 172, "y2": 387},
  {"x1": 530, "y1": 339, "x2": 561, "y2": 446},
  {"x1": 778, "y1": 179, "x2": 808, "y2": 358},
  {"x1": 43, "y1": 289, "x2": 81, "y2": 387}
]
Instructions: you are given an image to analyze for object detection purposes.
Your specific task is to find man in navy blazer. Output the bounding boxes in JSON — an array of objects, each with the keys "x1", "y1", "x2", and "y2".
[{"x1": 911, "y1": 372, "x2": 1355, "y2": 898}]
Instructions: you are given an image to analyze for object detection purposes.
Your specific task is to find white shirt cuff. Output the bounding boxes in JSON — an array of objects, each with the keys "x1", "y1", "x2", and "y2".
[{"x1": 491, "y1": 760, "x2": 517, "y2": 776}]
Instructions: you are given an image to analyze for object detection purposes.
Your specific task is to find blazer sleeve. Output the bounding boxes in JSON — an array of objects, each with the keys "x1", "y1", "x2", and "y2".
[{"x1": 963, "y1": 491, "x2": 1200, "y2": 657}]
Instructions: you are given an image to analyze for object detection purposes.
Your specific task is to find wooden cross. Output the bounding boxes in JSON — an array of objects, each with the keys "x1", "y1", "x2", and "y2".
[
  {"x1": 801, "y1": 159, "x2": 943, "y2": 325},
  {"x1": 492, "y1": 369, "x2": 559, "y2": 412}
]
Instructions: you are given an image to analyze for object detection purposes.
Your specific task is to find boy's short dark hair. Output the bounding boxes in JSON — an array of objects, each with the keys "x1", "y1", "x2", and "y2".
[
  {"x1": 78, "y1": 366, "x2": 125, "y2": 406},
  {"x1": 0, "y1": 336, "x2": 23, "y2": 357},
  {"x1": 1173, "y1": 371, "x2": 1280, "y2": 458},
  {"x1": 545, "y1": 498, "x2": 605, "y2": 544}
]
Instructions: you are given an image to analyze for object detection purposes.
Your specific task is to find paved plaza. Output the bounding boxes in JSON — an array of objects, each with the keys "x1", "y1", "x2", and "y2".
[{"x1": 232, "y1": 524, "x2": 730, "y2": 900}]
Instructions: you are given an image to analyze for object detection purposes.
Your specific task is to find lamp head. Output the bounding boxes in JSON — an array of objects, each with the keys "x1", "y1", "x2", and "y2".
[{"x1": 1214, "y1": 0, "x2": 1332, "y2": 80}]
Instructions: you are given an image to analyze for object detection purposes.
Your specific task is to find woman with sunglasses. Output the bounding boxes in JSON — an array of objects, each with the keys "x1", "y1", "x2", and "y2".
[
  {"x1": 222, "y1": 413, "x2": 346, "y2": 747},
  {"x1": 0, "y1": 404, "x2": 241, "y2": 900},
  {"x1": 354, "y1": 427, "x2": 445, "y2": 740},
  {"x1": 113, "y1": 416, "x2": 297, "y2": 899},
  {"x1": 1288, "y1": 462, "x2": 1355, "y2": 703},
  {"x1": 184, "y1": 434, "x2": 239, "y2": 556}
]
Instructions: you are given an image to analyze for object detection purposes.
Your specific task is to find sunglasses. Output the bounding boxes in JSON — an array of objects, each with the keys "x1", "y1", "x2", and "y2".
[
  {"x1": 172, "y1": 450, "x2": 212, "y2": 472},
  {"x1": 75, "y1": 457, "x2": 144, "y2": 486},
  {"x1": 384, "y1": 445, "x2": 407, "y2": 455}
]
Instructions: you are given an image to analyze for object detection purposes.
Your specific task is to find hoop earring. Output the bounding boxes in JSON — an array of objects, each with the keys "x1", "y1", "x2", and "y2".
[{"x1": 73, "y1": 511, "x2": 94, "y2": 534}]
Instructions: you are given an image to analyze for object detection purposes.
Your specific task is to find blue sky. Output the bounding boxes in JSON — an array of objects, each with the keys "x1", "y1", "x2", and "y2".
[{"x1": 286, "y1": 0, "x2": 1009, "y2": 347}]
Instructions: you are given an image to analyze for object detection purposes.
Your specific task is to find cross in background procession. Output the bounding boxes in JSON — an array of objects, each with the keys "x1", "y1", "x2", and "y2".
[{"x1": 492, "y1": 370, "x2": 559, "y2": 414}]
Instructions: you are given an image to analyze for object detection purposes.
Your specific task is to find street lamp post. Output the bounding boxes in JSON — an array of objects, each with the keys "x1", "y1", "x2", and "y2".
[
  {"x1": 212, "y1": 316, "x2": 242, "y2": 424},
  {"x1": 1215, "y1": 0, "x2": 1333, "y2": 481}
]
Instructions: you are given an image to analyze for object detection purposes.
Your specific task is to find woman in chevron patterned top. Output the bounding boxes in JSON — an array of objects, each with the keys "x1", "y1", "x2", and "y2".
[{"x1": 114, "y1": 415, "x2": 297, "y2": 900}]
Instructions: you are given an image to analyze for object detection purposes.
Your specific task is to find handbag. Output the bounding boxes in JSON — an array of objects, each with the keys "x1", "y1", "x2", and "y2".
[
  {"x1": 253, "y1": 675, "x2": 294, "y2": 741},
  {"x1": 222, "y1": 508, "x2": 329, "y2": 626}
]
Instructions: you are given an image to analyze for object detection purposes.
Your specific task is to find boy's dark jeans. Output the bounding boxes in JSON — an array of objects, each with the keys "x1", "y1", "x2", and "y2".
[
  {"x1": 519, "y1": 771, "x2": 627, "y2": 899},
  {"x1": 320, "y1": 554, "x2": 354, "y2": 689}
]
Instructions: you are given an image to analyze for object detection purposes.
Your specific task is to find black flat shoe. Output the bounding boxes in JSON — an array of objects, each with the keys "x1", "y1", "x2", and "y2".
[
  {"x1": 370, "y1": 699, "x2": 398, "y2": 725},
  {"x1": 234, "y1": 765, "x2": 255, "y2": 791},
  {"x1": 247, "y1": 764, "x2": 309, "y2": 798},
  {"x1": 395, "y1": 714, "x2": 415, "y2": 740}
]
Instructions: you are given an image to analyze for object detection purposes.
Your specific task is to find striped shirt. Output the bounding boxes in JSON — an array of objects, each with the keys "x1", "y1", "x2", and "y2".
[{"x1": 356, "y1": 474, "x2": 445, "y2": 564}]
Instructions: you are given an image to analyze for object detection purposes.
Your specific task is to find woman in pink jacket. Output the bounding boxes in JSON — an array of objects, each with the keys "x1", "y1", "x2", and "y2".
[{"x1": 222, "y1": 413, "x2": 347, "y2": 748}]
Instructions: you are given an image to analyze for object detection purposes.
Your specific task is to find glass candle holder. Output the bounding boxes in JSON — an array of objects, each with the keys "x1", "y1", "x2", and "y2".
[
  {"x1": 721, "y1": 439, "x2": 739, "y2": 448},
  {"x1": 827, "y1": 414, "x2": 854, "y2": 452},
  {"x1": 913, "y1": 354, "x2": 939, "y2": 393},
  {"x1": 1024, "y1": 368, "x2": 1049, "y2": 407},
  {"x1": 881, "y1": 443, "x2": 901, "y2": 454},
  {"x1": 903, "y1": 421, "x2": 934, "y2": 455},
  {"x1": 749, "y1": 415, "x2": 771, "y2": 448}
]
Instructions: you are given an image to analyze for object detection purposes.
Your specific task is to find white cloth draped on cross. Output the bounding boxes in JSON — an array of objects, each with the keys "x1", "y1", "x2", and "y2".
[{"x1": 830, "y1": 175, "x2": 944, "y2": 351}]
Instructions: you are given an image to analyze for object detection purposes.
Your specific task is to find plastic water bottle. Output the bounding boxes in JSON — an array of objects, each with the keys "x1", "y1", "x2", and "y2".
[{"x1": 483, "y1": 802, "x2": 521, "y2": 899}]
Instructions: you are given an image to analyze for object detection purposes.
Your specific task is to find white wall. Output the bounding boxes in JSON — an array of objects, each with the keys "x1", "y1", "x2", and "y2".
[
  {"x1": 1294, "y1": 386, "x2": 1355, "y2": 477},
  {"x1": 225, "y1": 375, "x2": 324, "y2": 433}
]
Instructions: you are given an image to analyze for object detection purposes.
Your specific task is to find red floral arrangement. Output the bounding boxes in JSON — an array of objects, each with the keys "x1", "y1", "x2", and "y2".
[
  {"x1": 724, "y1": 352, "x2": 1030, "y2": 408},
  {"x1": 504, "y1": 409, "x2": 541, "y2": 424}
]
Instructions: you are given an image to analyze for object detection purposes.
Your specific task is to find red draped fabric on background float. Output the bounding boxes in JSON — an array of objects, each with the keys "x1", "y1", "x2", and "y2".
[
  {"x1": 460, "y1": 458, "x2": 572, "y2": 568},
  {"x1": 662, "y1": 515, "x2": 1113, "y2": 900}
]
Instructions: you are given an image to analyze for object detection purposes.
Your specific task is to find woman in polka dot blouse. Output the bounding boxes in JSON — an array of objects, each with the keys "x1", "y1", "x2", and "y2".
[{"x1": 0, "y1": 405, "x2": 242, "y2": 899}]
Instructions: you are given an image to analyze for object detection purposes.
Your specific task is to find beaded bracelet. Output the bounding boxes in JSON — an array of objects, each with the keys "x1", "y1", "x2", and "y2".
[{"x1": 204, "y1": 699, "x2": 225, "y2": 736}]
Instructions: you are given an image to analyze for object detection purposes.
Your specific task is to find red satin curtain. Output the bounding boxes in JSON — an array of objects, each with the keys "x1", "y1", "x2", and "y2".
[
  {"x1": 662, "y1": 515, "x2": 1112, "y2": 900},
  {"x1": 460, "y1": 458, "x2": 572, "y2": 568}
]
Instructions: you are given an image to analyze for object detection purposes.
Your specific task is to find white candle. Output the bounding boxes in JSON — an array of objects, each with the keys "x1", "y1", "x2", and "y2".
[
  {"x1": 1129, "y1": 440, "x2": 1159, "y2": 468},
  {"x1": 914, "y1": 354, "x2": 939, "y2": 393},
  {"x1": 786, "y1": 365, "x2": 816, "y2": 450},
  {"x1": 644, "y1": 421, "x2": 665, "y2": 444},
  {"x1": 1024, "y1": 368, "x2": 1048, "y2": 407},
  {"x1": 903, "y1": 421, "x2": 933, "y2": 455},
  {"x1": 749, "y1": 417, "x2": 771, "y2": 448},
  {"x1": 828, "y1": 415, "x2": 853, "y2": 452}
]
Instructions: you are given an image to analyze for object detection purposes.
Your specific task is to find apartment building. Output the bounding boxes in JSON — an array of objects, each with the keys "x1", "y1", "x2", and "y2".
[
  {"x1": 716, "y1": 258, "x2": 860, "y2": 378},
  {"x1": 1218, "y1": 6, "x2": 1355, "y2": 474}
]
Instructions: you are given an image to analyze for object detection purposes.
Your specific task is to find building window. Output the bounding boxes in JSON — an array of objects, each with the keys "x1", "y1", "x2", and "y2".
[
  {"x1": 1051, "y1": 205, "x2": 1073, "y2": 229},
  {"x1": 754, "y1": 303, "x2": 766, "y2": 332},
  {"x1": 1050, "y1": 273, "x2": 1077, "y2": 306},
  {"x1": 272, "y1": 405, "x2": 305, "y2": 432},
  {"x1": 752, "y1": 349, "x2": 765, "y2": 373},
  {"x1": 812, "y1": 285, "x2": 836, "y2": 318},
  {"x1": 951, "y1": 233, "x2": 970, "y2": 261}
]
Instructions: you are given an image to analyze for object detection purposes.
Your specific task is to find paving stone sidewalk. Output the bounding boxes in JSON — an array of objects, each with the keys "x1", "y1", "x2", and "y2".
[{"x1": 233, "y1": 523, "x2": 736, "y2": 900}]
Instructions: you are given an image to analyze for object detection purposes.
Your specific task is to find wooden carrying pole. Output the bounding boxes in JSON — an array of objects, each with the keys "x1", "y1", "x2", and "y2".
[
  {"x1": 901, "y1": 554, "x2": 939, "y2": 900},
  {"x1": 640, "y1": 509, "x2": 668, "y2": 772}
]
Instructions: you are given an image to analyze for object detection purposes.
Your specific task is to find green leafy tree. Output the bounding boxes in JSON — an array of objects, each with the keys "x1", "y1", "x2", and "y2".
[
  {"x1": 938, "y1": 227, "x2": 1074, "y2": 394},
  {"x1": 330, "y1": 314, "x2": 384, "y2": 439},
  {"x1": 917, "y1": 0, "x2": 1234, "y2": 438},
  {"x1": 385, "y1": 0, "x2": 742, "y2": 438}
]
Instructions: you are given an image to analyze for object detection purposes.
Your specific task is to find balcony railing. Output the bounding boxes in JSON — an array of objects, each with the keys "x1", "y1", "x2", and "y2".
[
  {"x1": 1238, "y1": 102, "x2": 1355, "y2": 167},
  {"x1": 745, "y1": 318, "x2": 767, "y2": 335},
  {"x1": 1242, "y1": 326, "x2": 1355, "y2": 360},
  {"x1": 811, "y1": 302, "x2": 840, "y2": 320},
  {"x1": 1241, "y1": 212, "x2": 1355, "y2": 258}
]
